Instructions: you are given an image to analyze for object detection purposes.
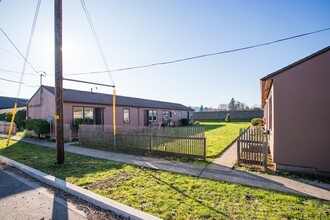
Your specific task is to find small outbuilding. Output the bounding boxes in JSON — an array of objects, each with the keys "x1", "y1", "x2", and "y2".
[{"x1": 261, "y1": 46, "x2": 330, "y2": 175}]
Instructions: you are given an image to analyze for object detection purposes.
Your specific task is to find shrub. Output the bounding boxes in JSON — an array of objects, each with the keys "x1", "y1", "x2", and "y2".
[
  {"x1": 14, "y1": 109, "x2": 26, "y2": 130},
  {"x1": 194, "y1": 121, "x2": 200, "y2": 125},
  {"x1": 251, "y1": 118, "x2": 263, "y2": 126},
  {"x1": 24, "y1": 119, "x2": 50, "y2": 138},
  {"x1": 225, "y1": 113, "x2": 231, "y2": 123},
  {"x1": 5, "y1": 112, "x2": 13, "y2": 122},
  {"x1": 74, "y1": 118, "x2": 94, "y2": 130},
  {"x1": 0, "y1": 113, "x2": 5, "y2": 121},
  {"x1": 180, "y1": 118, "x2": 189, "y2": 126}
]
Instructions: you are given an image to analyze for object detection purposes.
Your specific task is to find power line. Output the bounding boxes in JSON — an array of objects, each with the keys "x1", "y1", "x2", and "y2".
[
  {"x1": 0, "y1": 77, "x2": 38, "y2": 88},
  {"x1": 80, "y1": 0, "x2": 115, "y2": 86},
  {"x1": 17, "y1": 0, "x2": 41, "y2": 98},
  {"x1": 0, "y1": 28, "x2": 39, "y2": 73},
  {"x1": 65, "y1": 27, "x2": 330, "y2": 76},
  {"x1": 0, "y1": 68, "x2": 36, "y2": 75}
]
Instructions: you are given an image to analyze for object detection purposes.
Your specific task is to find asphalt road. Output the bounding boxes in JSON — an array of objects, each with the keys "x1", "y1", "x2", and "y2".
[{"x1": 0, "y1": 165, "x2": 86, "y2": 220}]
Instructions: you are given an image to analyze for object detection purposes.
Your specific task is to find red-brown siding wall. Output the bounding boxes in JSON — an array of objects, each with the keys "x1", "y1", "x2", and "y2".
[{"x1": 270, "y1": 50, "x2": 330, "y2": 172}]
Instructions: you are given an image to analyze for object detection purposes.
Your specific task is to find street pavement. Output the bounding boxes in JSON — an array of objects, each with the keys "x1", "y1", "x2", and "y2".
[{"x1": 0, "y1": 164, "x2": 86, "y2": 220}]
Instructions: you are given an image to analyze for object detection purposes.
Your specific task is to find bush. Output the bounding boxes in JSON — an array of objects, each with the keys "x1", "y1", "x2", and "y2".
[
  {"x1": 74, "y1": 118, "x2": 94, "y2": 130},
  {"x1": 5, "y1": 112, "x2": 13, "y2": 122},
  {"x1": 14, "y1": 109, "x2": 26, "y2": 130},
  {"x1": 0, "y1": 113, "x2": 5, "y2": 121},
  {"x1": 24, "y1": 119, "x2": 50, "y2": 138},
  {"x1": 194, "y1": 121, "x2": 200, "y2": 125},
  {"x1": 251, "y1": 118, "x2": 263, "y2": 126},
  {"x1": 180, "y1": 118, "x2": 189, "y2": 126},
  {"x1": 225, "y1": 113, "x2": 231, "y2": 123}
]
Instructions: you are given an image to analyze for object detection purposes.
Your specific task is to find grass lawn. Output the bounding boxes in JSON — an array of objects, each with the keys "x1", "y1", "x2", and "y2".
[
  {"x1": 1, "y1": 138, "x2": 329, "y2": 220},
  {"x1": 202, "y1": 121, "x2": 250, "y2": 159}
]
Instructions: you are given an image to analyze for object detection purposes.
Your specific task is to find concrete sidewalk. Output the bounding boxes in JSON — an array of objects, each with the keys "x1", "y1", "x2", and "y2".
[{"x1": 4, "y1": 135, "x2": 330, "y2": 201}]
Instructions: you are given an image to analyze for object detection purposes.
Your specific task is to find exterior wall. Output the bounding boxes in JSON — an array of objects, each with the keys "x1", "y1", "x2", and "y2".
[
  {"x1": 63, "y1": 103, "x2": 191, "y2": 137},
  {"x1": 269, "y1": 50, "x2": 330, "y2": 172},
  {"x1": 264, "y1": 87, "x2": 275, "y2": 162},
  {"x1": 27, "y1": 88, "x2": 55, "y2": 119}
]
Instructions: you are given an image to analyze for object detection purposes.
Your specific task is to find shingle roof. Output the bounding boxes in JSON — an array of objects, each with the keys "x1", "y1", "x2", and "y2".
[
  {"x1": 42, "y1": 86, "x2": 194, "y2": 111},
  {"x1": 0, "y1": 96, "x2": 28, "y2": 110}
]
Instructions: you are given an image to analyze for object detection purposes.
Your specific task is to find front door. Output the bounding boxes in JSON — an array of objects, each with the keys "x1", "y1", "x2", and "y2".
[
  {"x1": 144, "y1": 110, "x2": 149, "y2": 126},
  {"x1": 95, "y1": 108, "x2": 104, "y2": 125}
]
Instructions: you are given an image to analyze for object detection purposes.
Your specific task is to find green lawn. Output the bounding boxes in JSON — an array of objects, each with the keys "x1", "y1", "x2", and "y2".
[
  {"x1": 1, "y1": 139, "x2": 329, "y2": 220},
  {"x1": 203, "y1": 121, "x2": 250, "y2": 159}
]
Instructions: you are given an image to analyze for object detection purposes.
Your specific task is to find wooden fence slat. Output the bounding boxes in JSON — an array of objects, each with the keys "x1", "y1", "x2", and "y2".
[
  {"x1": 78, "y1": 125, "x2": 206, "y2": 159},
  {"x1": 237, "y1": 127, "x2": 268, "y2": 170}
]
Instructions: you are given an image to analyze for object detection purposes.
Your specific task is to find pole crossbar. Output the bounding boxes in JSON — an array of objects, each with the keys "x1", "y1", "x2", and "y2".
[{"x1": 63, "y1": 78, "x2": 115, "y2": 88}]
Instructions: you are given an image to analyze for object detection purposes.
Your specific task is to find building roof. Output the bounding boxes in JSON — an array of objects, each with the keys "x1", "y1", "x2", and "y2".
[
  {"x1": 260, "y1": 46, "x2": 330, "y2": 107},
  {"x1": 261, "y1": 46, "x2": 330, "y2": 81},
  {"x1": 0, "y1": 96, "x2": 28, "y2": 110},
  {"x1": 41, "y1": 86, "x2": 194, "y2": 111}
]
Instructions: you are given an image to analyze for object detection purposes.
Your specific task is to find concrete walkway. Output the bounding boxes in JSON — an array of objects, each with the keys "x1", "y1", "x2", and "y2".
[{"x1": 4, "y1": 135, "x2": 330, "y2": 201}]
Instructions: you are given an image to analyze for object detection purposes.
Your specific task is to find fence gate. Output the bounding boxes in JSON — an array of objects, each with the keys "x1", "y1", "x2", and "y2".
[{"x1": 237, "y1": 127, "x2": 268, "y2": 170}]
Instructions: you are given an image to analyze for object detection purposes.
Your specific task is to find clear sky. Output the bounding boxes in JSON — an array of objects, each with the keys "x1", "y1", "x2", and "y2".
[{"x1": 0, "y1": 0, "x2": 329, "y2": 108}]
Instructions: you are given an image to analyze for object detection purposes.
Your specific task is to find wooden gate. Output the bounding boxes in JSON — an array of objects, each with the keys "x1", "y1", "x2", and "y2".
[{"x1": 237, "y1": 127, "x2": 268, "y2": 170}]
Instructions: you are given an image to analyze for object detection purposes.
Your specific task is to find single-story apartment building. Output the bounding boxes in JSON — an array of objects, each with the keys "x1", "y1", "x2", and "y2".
[
  {"x1": 27, "y1": 86, "x2": 194, "y2": 136},
  {"x1": 261, "y1": 46, "x2": 330, "y2": 175},
  {"x1": 0, "y1": 96, "x2": 28, "y2": 114}
]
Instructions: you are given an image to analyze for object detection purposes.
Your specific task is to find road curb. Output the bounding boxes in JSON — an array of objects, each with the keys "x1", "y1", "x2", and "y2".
[{"x1": 0, "y1": 155, "x2": 161, "y2": 220}]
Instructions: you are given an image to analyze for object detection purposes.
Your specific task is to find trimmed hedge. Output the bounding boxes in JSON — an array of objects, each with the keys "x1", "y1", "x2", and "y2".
[
  {"x1": 74, "y1": 118, "x2": 94, "y2": 130},
  {"x1": 225, "y1": 113, "x2": 231, "y2": 123},
  {"x1": 25, "y1": 119, "x2": 50, "y2": 138},
  {"x1": 251, "y1": 118, "x2": 263, "y2": 126}
]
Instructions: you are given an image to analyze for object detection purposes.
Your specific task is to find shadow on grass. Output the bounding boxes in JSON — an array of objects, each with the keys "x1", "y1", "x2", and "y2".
[
  {"x1": 145, "y1": 169, "x2": 229, "y2": 218},
  {"x1": 198, "y1": 123, "x2": 226, "y2": 132},
  {"x1": 0, "y1": 139, "x2": 126, "y2": 181}
]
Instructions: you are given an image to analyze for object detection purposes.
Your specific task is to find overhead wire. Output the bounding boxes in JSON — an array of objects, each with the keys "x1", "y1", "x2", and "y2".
[
  {"x1": 0, "y1": 77, "x2": 39, "y2": 88},
  {"x1": 0, "y1": 68, "x2": 36, "y2": 75},
  {"x1": 79, "y1": 0, "x2": 115, "y2": 86},
  {"x1": 0, "y1": 28, "x2": 39, "y2": 74},
  {"x1": 16, "y1": 0, "x2": 41, "y2": 98},
  {"x1": 64, "y1": 27, "x2": 330, "y2": 76}
]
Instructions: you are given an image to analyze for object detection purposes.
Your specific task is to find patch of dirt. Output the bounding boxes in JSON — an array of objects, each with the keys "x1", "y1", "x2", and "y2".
[{"x1": 89, "y1": 171, "x2": 137, "y2": 191}]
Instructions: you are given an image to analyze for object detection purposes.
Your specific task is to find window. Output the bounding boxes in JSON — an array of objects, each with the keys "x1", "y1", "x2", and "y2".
[
  {"x1": 178, "y1": 112, "x2": 182, "y2": 120},
  {"x1": 84, "y1": 107, "x2": 94, "y2": 119},
  {"x1": 73, "y1": 107, "x2": 83, "y2": 119},
  {"x1": 73, "y1": 107, "x2": 94, "y2": 120},
  {"x1": 148, "y1": 110, "x2": 157, "y2": 121},
  {"x1": 123, "y1": 108, "x2": 130, "y2": 123},
  {"x1": 162, "y1": 111, "x2": 172, "y2": 120}
]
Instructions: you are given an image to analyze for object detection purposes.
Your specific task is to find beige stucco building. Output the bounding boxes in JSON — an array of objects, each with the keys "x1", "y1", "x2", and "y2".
[{"x1": 261, "y1": 46, "x2": 330, "y2": 175}]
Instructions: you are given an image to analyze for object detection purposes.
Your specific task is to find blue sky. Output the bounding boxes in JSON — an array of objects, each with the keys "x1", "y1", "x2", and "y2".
[{"x1": 0, "y1": 0, "x2": 329, "y2": 108}]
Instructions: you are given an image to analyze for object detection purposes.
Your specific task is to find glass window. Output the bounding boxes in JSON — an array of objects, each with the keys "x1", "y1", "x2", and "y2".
[
  {"x1": 123, "y1": 108, "x2": 130, "y2": 123},
  {"x1": 148, "y1": 110, "x2": 157, "y2": 121},
  {"x1": 84, "y1": 107, "x2": 94, "y2": 119},
  {"x1": 162, "y1": 111, "x2": 172, "y2": 120},
  {"x1": 73, "y1": 107, "x2": 83, "y2": 119},
  {"x1": 178, "y1": 112, "x2": 182, "y2": 120}
]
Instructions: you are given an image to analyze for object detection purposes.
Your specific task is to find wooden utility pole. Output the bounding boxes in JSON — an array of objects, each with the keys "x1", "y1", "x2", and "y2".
[{"x1": 55, "y1": 0, "x2": 64, "y2": 164}]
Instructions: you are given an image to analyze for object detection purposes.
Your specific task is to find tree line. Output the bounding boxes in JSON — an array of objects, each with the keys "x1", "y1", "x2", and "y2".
[{"x1": 199, "y1": 98, "x2": 261, "y2": 112}]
